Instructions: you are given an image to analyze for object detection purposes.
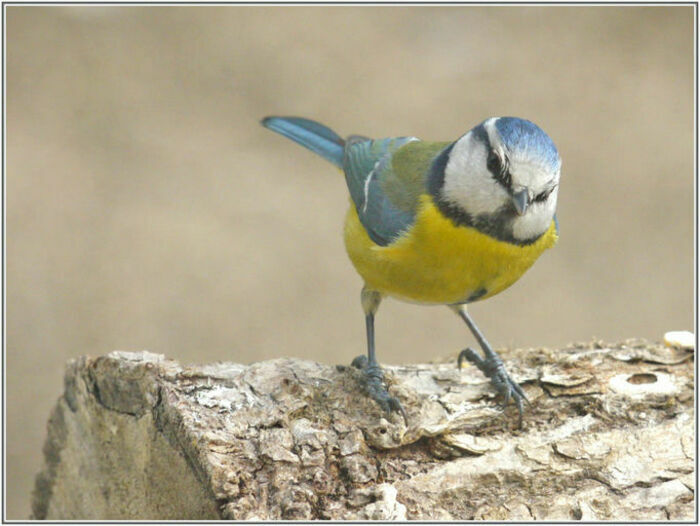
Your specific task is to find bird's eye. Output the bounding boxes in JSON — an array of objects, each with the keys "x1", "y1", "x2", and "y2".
[
  {"x1": 486, "y1": 151, "x2": 502, "y2": 174},
  {"x1": 487, "y1": 150, "x2": 510, "y2": 186},
  {"x1": 534, "y1": 187, "x2": 554, "y2": 203}
]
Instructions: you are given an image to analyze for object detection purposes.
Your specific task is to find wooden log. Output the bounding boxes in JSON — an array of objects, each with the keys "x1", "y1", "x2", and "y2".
[{"x1": 31, "y1": 339, "x2": 695, "y2": 520}]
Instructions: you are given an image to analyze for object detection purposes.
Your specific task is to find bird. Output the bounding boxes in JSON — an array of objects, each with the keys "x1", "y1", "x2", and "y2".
[{"x1": 261, "y1": 115, "x2": 561, "y2": 427}]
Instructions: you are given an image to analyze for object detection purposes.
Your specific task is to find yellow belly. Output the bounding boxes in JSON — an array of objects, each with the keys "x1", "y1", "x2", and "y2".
[{"x1": 344, "y1": 195, "x2": 558, "y2": 304}]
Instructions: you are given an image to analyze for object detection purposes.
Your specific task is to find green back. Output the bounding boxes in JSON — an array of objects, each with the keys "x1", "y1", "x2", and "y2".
[{"x1": 343, "y1": 139, "x2": 449, "y2": 246}]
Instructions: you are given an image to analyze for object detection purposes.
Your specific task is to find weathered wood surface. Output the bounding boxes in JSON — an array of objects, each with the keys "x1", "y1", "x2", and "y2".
[{"x1": 32, "y1": 339, "x2": 695, "y2": 520}]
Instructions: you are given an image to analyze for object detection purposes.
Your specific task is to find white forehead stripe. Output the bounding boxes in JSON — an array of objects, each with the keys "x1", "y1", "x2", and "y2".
[{"x1": 483, "y1": 117, "x2": 504, "y2": 154}]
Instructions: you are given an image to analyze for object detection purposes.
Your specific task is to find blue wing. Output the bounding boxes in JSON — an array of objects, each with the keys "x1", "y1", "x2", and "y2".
[
  {"x1": 261, "y1": 116, "x2": 422, "y2": 246},
  {"x1": 343, "y1": 136, "x2": 420, "y2": 246}
]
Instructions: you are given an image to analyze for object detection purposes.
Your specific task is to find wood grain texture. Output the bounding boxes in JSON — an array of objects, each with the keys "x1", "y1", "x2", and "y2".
[{"x1": 32, "y1": 340, "x2": 694, "y2": 520}]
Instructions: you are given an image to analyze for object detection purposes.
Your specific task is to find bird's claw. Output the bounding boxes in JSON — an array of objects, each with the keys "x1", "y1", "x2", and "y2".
[
  {"x1": 351, "y1": 354, "x2": 368, "y2": 370},
  {"x1": 351, "y1": 355, "x2": 408, "y2": 425},
  {"x1": 458, "y1": 347, "x2": 528, "y2": 428}
]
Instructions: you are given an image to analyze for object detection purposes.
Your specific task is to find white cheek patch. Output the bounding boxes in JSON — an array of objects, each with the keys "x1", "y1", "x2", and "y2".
[
  {"x1": 512, "y1": 188, "x2": 558, "y2": 240},
  {"x1": 442, "y1": 133, "x2": 509, "y2": 216}
]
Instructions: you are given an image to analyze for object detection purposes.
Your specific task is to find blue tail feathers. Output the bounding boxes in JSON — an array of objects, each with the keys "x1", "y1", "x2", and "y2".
[{"x1": 261, "y1": 116, "x2": 345, "y2": 167}]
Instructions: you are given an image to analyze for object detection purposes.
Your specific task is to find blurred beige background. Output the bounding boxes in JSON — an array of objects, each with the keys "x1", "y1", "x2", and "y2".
[{"x1": 6, "y1": 5, "x2": 693, "y2": 518}]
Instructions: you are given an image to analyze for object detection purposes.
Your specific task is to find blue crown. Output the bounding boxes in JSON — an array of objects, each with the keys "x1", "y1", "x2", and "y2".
[{"x1": 495, "y1": 117, "x2": 560, "y2": 172}]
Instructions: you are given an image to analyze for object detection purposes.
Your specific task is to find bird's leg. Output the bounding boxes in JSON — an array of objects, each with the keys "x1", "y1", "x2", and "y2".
[
  {"x1": 451, "y1": 304, "x2": 529, "y2": 427},
  {"x1": 350, "y1": 287, "x2": 407, "y2": 423}
]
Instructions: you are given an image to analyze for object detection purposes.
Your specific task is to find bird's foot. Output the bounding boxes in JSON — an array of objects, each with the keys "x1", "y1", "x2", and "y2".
[
  {"x1": 351, "y1": 355, "x2": 408, "y2": 424},
  {"x1": 458, "y1": 347, "x2": 529, "y2": 428}
]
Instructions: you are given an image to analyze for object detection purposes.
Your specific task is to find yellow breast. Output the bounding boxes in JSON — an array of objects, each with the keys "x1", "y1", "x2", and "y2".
[{"x1": 344, "y1": 195, "x2": 558, "y2": 304}]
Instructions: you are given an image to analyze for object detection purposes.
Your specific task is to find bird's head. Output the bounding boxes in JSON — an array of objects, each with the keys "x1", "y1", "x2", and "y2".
[{"x1": 429, "y1": 117, "x2": 561, "y2": 245}]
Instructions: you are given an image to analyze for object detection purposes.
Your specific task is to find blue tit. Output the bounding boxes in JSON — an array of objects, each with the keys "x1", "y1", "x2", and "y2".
[{"x1": 261, "y1": 115, "x2": 561, "y2": 427}]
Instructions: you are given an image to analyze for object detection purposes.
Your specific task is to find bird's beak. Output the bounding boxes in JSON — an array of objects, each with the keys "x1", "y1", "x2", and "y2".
[{"x1": 512, "y1": 190, "x2": 530, "y2": 215}]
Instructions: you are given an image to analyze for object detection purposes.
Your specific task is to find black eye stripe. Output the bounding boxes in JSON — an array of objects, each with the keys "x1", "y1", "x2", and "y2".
[
  {"x1": 534, "y1": 186, "x2": 556, "y2": 202},
  {"x1": 486, "y1": 150, "x2": 511, "y2": 187},
  {"x1": 486, "y1": 151, "x2": 501, "y2": 174}
]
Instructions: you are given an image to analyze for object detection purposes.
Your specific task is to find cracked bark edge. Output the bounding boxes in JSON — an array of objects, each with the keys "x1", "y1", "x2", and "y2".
[{"x1": 31, "y1": 339, "x2": 695, "y2": 520}]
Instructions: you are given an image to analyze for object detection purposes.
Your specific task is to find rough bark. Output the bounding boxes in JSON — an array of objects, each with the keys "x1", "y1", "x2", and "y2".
[{"x1": 32, "y1": 339, "x2": 695, "y2": 520}]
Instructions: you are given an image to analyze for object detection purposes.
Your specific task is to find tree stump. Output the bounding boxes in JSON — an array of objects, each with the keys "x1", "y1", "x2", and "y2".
[{"x1": 31, "y1": 339, "x2": 695, "y2": 520}]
